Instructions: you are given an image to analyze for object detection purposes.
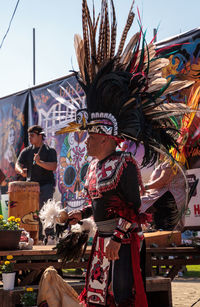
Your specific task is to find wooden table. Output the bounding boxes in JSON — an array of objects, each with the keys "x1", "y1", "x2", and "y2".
[
  {"x1": 0, "y1": 245, "x2": 184, "y2": 307},
  {"x1": 0, "y1": 245, "x2": 89, "y2": 286},
  {"x1": 146, "y1": 246, "x2": 200, "y2": 280}
]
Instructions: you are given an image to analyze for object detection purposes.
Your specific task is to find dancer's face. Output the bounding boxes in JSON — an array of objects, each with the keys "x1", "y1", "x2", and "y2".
[{"x1": 86, "y1": 133, "x2": 104, "y2": 158}]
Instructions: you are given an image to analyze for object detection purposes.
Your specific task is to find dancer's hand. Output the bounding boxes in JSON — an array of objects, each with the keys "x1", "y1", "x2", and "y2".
[
  {"x1": 105, "y1": 239, "x2": 121, "y2": 261},
  {"x1": 68, "y1": 210, "x2": 82, "y2": 225},
  {"x1": 57, "y1": 210, "x2": 68, "y2": 223}
]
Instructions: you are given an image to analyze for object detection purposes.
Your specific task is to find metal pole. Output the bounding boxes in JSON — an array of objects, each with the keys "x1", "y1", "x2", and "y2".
[
  {"x1": 33, "y1": 28, "x2": 36, "y2": 85},
  {"x1": 153, "y1": 28, "x2": 157, "y2": 42}
]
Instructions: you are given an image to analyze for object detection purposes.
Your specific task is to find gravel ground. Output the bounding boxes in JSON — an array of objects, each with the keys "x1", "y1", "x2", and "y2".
[{"x1": 172, "y1": 278, "x2": 200, "y2": 307}]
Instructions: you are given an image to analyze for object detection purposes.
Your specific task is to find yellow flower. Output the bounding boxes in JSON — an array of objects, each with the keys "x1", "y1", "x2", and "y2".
[
  {"x1": 8, "y1": 216, "x2": 15, "y2": 222},
  {"x1": 0, "y1": 215, "x2": 3, "y2": 219},
  {"x1": 15, "y1": 218, "x2": 21, "y2": 222},
  {"x1": 4, "y1": 261, "x2": 10, "y2": 265},
  {"x1": 26, "y1": 287, "x2": 34, "y2": 292},
  {"x1": 7, "y1": 255, "x2": 13, "y2": 260}
]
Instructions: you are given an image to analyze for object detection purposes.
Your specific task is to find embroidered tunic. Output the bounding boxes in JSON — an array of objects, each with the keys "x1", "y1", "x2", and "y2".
[
  {"x1": 80, "y1": 151, "x2": 148, "y2": 307},
  {"x1": 82, "y1": 151, "x2": 143, "y2": 239}
]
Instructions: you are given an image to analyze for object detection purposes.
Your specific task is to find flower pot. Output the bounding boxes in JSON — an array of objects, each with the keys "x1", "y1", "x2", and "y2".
[
  {"x1": 0, "y1": 230, "x2": 22, "y2": 250},
  {"x1": 2, "y1": 272, "x2": 16, "y2": 290}
]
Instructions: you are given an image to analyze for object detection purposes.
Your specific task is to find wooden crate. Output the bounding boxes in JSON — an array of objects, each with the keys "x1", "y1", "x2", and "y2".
[
  {"x1": 144, "y1": 231, "x2": 181, "y2": 247},
  {"x1": 8, "y1": 181, "x2": 39, "y2": 244},
  {"x1": 146, "y1": 276, "x2": 172, "y2": 307},
  {"x1": 0, "y1": 285, "x2": 38, "y2": 307}
]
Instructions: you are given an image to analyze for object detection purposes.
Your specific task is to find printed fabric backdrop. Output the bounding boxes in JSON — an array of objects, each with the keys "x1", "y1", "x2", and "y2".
[
  {"x1": 30, "y1": 75, "x2": 91, "y2": 210},
  {"x1": 0, "y1": 28, "x2": 200, "y2": 214},
  {"x1": 157, "y1": 28, "x2": 200, "y2": 164},
  {"x1": 0, "y1": 92, "x2": 28, "y2": 186}
]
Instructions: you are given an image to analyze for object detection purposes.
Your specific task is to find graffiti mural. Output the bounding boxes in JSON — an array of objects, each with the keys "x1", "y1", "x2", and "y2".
[
  {"x1": 59, "y1": 131, "x2": 90, "y2": 209},
  {"x1": 31, "y1": 75, "x2": 91, "y2": 210},
  {"x1": 0, "y1": 93, "x2": 27, "y2": 185},
  {"x1": 0, "y1": 28, "x2": 200, "y2": 207},
  {"x1": 157, "y1": 29, "x2": 200, "y2": 166}
]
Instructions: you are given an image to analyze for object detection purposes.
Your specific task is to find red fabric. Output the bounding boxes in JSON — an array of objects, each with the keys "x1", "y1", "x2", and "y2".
[
  {"x1": 80, "y1": 289, "x2": 116, "y2": 307},
  {"x1": 79, "y1": 232, "x2": 148, "y2": 307},
  {"x1": 79, "y1": 233, "x2": 98, "y2": 306},
  {"x1": 130, "y1": 233, "x2": 148, "y2": 307},
  {"x1": 79, "y1": 233, "x2": 117, "y2": 307}
]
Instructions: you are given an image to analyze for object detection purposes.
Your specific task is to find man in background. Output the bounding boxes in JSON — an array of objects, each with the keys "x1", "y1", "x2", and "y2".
[{"x1": 15, "y1": 125, "x2": 57, "y2": 240}]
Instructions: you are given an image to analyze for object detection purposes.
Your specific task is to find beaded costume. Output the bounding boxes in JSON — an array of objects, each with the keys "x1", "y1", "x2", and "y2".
[{"x1": 49, "y1": 1, "x2": 194, "y2": 305}]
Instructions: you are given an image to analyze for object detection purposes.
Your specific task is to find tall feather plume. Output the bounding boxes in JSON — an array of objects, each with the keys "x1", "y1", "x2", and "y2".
[
  {"x1": 116, "y1": 1, "x2": 135, "y2": 59},
  {"x1": 82, "y1": 0, "x2": 91, "y2": 81},
  {"x1": 110, "y1": 0, "x2": 117, "y2": 58},
  {"x1": 119, "y1": 32, "x2": 140, "y2": 67},
  {"x1": 74, "y1": 34, "x2": 85, "y2": 82},
  {"x1": 71, "y1": 0, "x2": 196, "y2": 168},
  {"x1": 97, "y1": 0, "x2": 106, "y2": 64},
  {"x1": 85, "y1": 2, "x2": 97, "y2": 80},
  {"x1": 105, "y1": 0, "x2": 110, "y2": 59}
]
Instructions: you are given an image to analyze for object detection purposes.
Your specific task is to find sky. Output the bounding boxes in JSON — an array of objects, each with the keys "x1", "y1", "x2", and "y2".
[{"x1": 0, "y1": 0, "x2": 199, "y2": 98}]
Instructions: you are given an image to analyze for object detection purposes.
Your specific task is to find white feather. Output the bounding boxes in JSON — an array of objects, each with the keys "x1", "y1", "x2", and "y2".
[
  {"x1": 39, "y1": 198, "x2": 62, "y2": 234},
  {"x1": 71, "y1": 217, "x2": 97, "y2": 238}
]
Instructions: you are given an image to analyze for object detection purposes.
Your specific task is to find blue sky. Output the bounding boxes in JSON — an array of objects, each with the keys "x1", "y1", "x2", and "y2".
[{"x1": 0, "y1": 0, "x2": 199, "y2": 98}]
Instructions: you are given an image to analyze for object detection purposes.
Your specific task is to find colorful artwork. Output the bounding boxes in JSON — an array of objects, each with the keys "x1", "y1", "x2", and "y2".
[
  {"x1": 59, "y1": 131, "x2": 90, "y2": 209},
  {"x1": 0, "y1": 28, "x2": 200, "y2": 207},
  {"x1": 0, "y1": 95, "x2": 26, "y2": 185},
  {"x1": 31, "y1": 76, "x2": 91, "y2": 210},
  {"x1": 157, "y1": 29, "x2": 200, "y2": 163}
]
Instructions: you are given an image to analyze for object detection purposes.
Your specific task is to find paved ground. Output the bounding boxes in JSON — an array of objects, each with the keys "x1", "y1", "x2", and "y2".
[{"x1": 172, "y1": 278, "x2": 200, "y2": 307}]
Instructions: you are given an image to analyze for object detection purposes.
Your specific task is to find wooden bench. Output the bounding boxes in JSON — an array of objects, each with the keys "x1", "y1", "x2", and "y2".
[{"x1": 0, "y1": 276, "x2": 172, "y2": 307}]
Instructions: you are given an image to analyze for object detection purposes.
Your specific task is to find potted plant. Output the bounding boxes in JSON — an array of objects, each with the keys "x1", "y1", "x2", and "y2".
[
  {"x1": 20, "y1": 287, "x2": 37, "y2": 306},
  {"x1": 0, "y1": 215, "x2": 22, "y2": 250},
  {"x1": 0, "y1": 254, "x2": 16, "y2": 290}
]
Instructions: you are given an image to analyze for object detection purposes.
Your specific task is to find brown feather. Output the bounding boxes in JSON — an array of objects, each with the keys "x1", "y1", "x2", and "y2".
[
  {"x1": 74, "y1": 34, "x2": 85, "y2": 82},
  {"x1": 82, "y1": 0, "x2": 91, "y2": 81},
  {"x1": 97, "y1": 0, "x2": 105, "y2": 63},
  {"x1": 119, "y1": 32, "x2": 140, "y2": 67},
  {"x1": 105, "y1": 1, "x2": 110, "y2": 59},
  {"x1": 163, "y1": 80, "x2": 194, "y2": 95},
  {"x1": 117, "y1": 0, "x2": 135, "y2": 58},
  {"x1": 110, "y1": 0, "x2": 117, "y2": 58},
  {"x1": 85, "y1": 3, "x2": 97, "y2": 80}
]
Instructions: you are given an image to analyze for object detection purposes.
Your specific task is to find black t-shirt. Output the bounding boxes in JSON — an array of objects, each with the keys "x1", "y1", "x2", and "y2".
[{"x1": 17, "y1": 144, "x2": 57, "y2": 186}]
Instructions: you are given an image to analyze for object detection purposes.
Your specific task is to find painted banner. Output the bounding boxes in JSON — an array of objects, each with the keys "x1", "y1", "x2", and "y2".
[
  {"x1": 0, "y1": 92, "x2": 28, "y2": 186},
  {"x1": 30, "y1": 75, "x2": 91, "y2": 210},
  {"x1": 0, "y1": 28, "x2": 200, "y2": 214},
  {"x1": 157, "y1": 28, "x2": 200, "y2": 167},
  {"x1": 185, "y1": 168, "x2": 200, "y2": 227}
]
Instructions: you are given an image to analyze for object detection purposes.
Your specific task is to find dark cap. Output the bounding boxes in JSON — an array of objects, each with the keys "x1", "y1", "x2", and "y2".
[{"x1": 28, "y1": 125, "x2": 46, "y2": 136}]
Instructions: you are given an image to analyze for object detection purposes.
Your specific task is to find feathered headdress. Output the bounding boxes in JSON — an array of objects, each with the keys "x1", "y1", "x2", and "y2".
[{"x1": 54, "y1": 0, "x2": 194, "y2": 166}]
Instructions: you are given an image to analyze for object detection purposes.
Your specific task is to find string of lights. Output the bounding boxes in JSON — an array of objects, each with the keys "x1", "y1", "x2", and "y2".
[{"x1": 0, "y1": 0, "x2": 21, "y2": 49}]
